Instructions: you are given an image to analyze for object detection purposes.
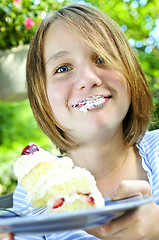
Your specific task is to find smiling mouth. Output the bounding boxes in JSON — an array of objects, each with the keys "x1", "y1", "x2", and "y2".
[{"x1": 72, "y1": 95, "x2": 112, "y2": 113}]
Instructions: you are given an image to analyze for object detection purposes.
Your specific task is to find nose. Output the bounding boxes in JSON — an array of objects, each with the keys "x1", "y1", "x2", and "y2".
[{"x1": 74, "y1": 64, "x2": 102, "y2": 90}]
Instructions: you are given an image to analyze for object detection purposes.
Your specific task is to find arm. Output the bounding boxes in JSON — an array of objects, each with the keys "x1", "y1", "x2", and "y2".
[{"x1": 87, "y1": 180, "x2": 159, "y2": 240}]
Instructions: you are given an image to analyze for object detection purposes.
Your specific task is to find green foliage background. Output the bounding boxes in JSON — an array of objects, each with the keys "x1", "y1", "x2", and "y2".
[
  {"x1": 0, "y1": 0, "x2": 71, "y2": 49},
  {"x1": 0, "y1": 100, "x2": 60, "y2": 195},
  {"x1": 0, "y1": 0, "x2": 159, "y2": 195}
]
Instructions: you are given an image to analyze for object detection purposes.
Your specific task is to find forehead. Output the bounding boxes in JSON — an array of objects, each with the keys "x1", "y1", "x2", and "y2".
[
  {"x1": 43, "y1": 20, "x2": 98, "y2": 64},
  {"x1": 45, "y1": 21, "x2": 72, "y2": 42},
  {"x1": 43, "y1": 19, "x2": 105, "y2": 49},
  {"x1": 43, "y1": 22, "x2": 71, "y2": 60}
]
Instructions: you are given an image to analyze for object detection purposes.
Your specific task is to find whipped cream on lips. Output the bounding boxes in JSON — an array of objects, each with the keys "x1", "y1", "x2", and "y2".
[{"x1": 72, "y1": 94, "x2": 112, "y2": 112}]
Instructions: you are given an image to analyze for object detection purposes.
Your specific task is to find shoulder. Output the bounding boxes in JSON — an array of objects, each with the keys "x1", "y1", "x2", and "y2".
[
  {"x1": 140, "y1": 129, "x2": 159, "y2": 150},
  {"x1": 142, "y1": 129, "x2": 159, "y2": 141},
  {"x1": 138, "y1": 129, "x2": 159, "y2": 165}
]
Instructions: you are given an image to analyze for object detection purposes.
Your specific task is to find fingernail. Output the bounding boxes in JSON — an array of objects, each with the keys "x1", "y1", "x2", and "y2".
[
  {"x1": 110, "y1": 189, "x2": 118, "y2": 200},
  {"x1": 99, "y1": 227, "x2": 108, "y2": 237},
  {"x1": 2, "y1": 237, "x2": 9, "y2": 240}
]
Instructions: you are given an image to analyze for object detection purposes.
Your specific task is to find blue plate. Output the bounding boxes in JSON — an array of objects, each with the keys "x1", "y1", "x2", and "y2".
[{"x1": 0, "y1": 195, "x2": 153, "y2": 235}]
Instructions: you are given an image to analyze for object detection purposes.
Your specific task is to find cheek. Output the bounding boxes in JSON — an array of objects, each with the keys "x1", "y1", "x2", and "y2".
[
  {"x1": 46, "y1": 89, "x2": 65, "y2": 125},
  {"x1": 120, "y1": 81, "x2": 131, "y2": 118},
  {"x1": 115, "y1": 73, "x2": 131, "y2": 101},
  {"x1": 124, "y1": 79, "x2": 131, "y2": 105},
  {"x1": 109, "y1": 72, "x2": 131, "y2": 114},
  {"x1": 46, "y1": 84, "x2": 62, "y2": 121},
  {"x1": 46, "y1": 81, "x2": 67, "y2": 106},
  {"x1": 46, "y1": 82, "x2": 71, "y2": 125}
]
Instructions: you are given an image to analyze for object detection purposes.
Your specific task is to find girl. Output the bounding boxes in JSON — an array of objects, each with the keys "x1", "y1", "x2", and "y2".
[{"x1": 2, "y1": 4, "x2": 159, "y2": 240}]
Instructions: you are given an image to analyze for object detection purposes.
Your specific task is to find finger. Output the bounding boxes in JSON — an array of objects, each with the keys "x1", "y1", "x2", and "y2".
[
  {"x1": 86, "y1": 227, "x2": 119, "y2": 240},
  {"x1": 93, "y1": 201, "x2": 155, "y2": 239},
  {"x1": 0, "y1": 233, "x2": 14, "y2": 240},
  {"x1": 110, "y1": 180, "x2": 151, "y2": 200},
  {"x1": 89, "y1": 200, "x2": 157, "y2": 239},
  {"x1": 93, "y1": 209, "x2": 136, "y2": 237}
]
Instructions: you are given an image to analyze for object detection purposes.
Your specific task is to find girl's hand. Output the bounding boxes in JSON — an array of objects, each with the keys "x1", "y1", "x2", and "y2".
[
  {"x1": 87, "y1": 180, "x2": 159, "y2": 240},
  {"x1": 0, "y1": 233, "x2": 13, "y2": 240}
]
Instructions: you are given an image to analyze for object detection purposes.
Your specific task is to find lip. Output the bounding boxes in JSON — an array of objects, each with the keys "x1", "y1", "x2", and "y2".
[{"x1": 72, "y1": 94, "x2": 112, "y2": 112}]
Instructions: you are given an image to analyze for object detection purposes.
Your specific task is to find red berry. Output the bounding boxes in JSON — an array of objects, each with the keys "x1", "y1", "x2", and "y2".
[
  {"x1": 52, "y1": 198, "x2": 65, "y2": 209},
  {"x1": 21, "y1": 144, "x2": 39, "y2": 155},
  {"x1": 83, "y1": 193, "x2": 95, "y2": 205},
  {"x1": 87, "y1": 196, "x2": 95, "y2": 204}
]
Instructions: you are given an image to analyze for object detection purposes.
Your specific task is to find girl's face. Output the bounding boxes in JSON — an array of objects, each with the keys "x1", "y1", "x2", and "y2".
[{"x1": 44, "y1": 22, "x2": 131, "y2": 144}]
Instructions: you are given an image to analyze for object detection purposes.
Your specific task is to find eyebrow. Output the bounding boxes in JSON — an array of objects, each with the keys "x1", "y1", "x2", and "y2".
[{"x1": 46, "y1": 51, "x2": 70, "y2": 65}]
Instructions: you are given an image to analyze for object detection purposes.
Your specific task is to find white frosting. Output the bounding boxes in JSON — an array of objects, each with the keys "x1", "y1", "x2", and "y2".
[
  {"x1": 26, "y1": 165, "x2": 104, "y2": 209},
  {"x1": 13, "y1": 148, "x2": 74, "y2": 180},
  {"x1": 29, "y1": 166, "x2": 95, "y2": 198},
  {"x1": 79, "y1": 96, "x2": 106, "y2": 112},
  {"x1": 46, "y1": 191, "x2": 104, "y2": 211},
  {"x1": 14, "y1": 144, "x2": 105, "y2": 210},
  {"x1": 47, "y1": 193, "x2": 95, "y2": 210}
]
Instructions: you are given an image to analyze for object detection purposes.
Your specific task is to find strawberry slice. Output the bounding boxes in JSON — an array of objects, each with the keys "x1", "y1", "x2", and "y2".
[
  {"x1": 52, "y1": 198, "x2": 65, "y2": 209},
  {"x1": 22, "y1": 144, "x2": 39, "y2": 155},
  {"x1": 87, "y1": 196, "x2": 95, "y2": 204},
  {"x1": 82, "y1": 193, "x2": 95, "y2": 205}
]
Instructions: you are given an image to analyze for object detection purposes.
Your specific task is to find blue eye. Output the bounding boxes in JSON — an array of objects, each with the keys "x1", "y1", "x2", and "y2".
[
  {"x1": 96, "y1": 57, "x2": 105, "y2": 64},
  {"x1": 56, "y1": 65, "x2": 71, "y2": 73}
]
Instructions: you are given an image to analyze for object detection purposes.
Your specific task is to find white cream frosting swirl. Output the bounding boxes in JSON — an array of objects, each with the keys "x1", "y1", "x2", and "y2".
[{"x1": 13, "y1": 147, "x2": 74, "y2": 180}]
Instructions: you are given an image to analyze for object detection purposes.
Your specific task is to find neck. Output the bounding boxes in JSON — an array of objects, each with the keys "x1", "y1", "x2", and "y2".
[
  {"x1": 68, "y1": 131, "x2": 129, "y2": 179},
  {"x1": 67, "y1": 128, "x2": 147, "y2": 197}
]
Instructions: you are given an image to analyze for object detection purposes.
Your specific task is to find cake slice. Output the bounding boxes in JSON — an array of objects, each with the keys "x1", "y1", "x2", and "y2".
[{"x1": 13, "y1": 144, "x2": 105, "y2": 213}]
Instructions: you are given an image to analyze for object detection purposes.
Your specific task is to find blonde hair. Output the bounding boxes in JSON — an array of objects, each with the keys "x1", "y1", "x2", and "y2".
[{"x1": 26, "y1": 4, "x2": 153, "y2": 153}]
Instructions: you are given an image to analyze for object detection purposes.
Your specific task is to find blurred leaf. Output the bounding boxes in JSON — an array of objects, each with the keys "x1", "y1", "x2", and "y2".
[
  {"x1": 0, "y1": 0, "x2": 72, "y2": 49},
  {"x1": 0, "y1": 100, "x2": 60, "y2": 195}
]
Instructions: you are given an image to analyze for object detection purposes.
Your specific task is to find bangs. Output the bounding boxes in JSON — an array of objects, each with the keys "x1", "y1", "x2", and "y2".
[{"x1": 56, "y1": 5, "x2": 123, "y2": 71}]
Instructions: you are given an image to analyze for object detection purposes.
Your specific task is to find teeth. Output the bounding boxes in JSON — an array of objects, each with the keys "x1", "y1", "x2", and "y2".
[{"x1": 72, "y1": 95, "x2": 110, "y2": 113}]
